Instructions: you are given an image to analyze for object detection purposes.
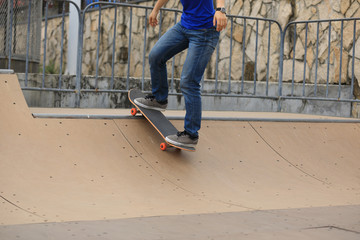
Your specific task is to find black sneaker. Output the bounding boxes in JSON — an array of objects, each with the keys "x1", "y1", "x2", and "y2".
[
  {"x1": 165, "y1": 131, "x2": 198, "y2": 148},
  {"x1": 134, "y1": 95, "x2": 168, "y2": 111}
]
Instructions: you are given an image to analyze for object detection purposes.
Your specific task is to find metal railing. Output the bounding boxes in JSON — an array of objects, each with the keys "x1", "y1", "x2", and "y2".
[
  {"x1": 208, "y1": 15, "x2": 282, "y2": 100},
  {"x1": 278, "y1": 18, "x2": 360, "y2": 106},
  {"x1": 18, "y1": 0, "x2": 81, "y2": 94},
  {"x1": 76, "y1": 1, "x2": 284, "y2": 106},
  {"x1": 2, "y1": 0, "x2": 360, "y2": 109},
  {"x1": 77, "y1": 2, "x2": 183, "y2": 95},
  {"x1": 0, "y1": 0, "x2": 41, "y2": 73}
]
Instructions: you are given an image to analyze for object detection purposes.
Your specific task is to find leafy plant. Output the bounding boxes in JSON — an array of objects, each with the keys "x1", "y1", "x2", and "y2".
[{"x1": 39, "y1": 60, "x2": 59, "y2": 74}]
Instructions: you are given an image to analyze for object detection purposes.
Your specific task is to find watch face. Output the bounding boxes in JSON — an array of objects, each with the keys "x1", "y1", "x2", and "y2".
[{"x1": 216, "y1": 7, "x2": 226, "y2": 14}]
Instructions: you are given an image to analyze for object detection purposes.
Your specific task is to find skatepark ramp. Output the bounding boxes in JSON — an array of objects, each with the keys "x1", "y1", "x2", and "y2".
[{"x1": 1, "y1": 73, "x2": 360, "y2": 239}]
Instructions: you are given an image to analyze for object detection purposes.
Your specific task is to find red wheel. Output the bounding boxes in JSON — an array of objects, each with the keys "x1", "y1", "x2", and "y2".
[
  {"x1": 130, "y1": 108, "x2": 138, "y2": 116},
  {"x1": 160, "y1": 142, "x2": 167, "y2": 151}
]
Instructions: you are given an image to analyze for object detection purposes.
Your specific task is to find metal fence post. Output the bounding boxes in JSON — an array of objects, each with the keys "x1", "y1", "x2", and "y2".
[
  {"x1": 75, "y1": 1, "x2": 84, "y2": 108},
  {"x1": 25, "y1": 0, "x2": 32, "y2": 86},
  {"x1": 277, "y1": 25, "x2": 285, "y2": 112},
  {"x1": 7, "y1": 0, "x2": 14, "y2": 69}
]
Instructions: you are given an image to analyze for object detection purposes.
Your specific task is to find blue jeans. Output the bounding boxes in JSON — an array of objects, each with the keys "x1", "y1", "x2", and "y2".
[{"x1": 149, "y1": 22, "x2": 219, "y2": 138}]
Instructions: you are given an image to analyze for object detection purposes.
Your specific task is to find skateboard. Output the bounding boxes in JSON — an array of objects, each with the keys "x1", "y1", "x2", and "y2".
[{"x1": 128, "y1": 89, "x2": 195, "y2": 152}]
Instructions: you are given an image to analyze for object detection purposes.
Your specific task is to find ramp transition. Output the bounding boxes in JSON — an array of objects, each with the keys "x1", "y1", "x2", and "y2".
[{"x1": 0, "y1": 74, "x2": 359, "y2": 239}]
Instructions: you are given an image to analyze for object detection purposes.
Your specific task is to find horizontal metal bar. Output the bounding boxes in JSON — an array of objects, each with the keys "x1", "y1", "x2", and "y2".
[
  {"x1": 32, "y1": 113, "x2": 360, "y2": 123},
  {"x1": 22, "y1": 87, "x2": 76, "y2": 93},
  {"x1": 0, "y1": 69, "x2": 15, "y2": 74},
  {"x1": 286, "y1": 17, "x2": 360, "y2": 25},
  {"x1": 80, "y1": 89, "x2": 130, "y2": 93},
  {"x1": 279, "y1": 96, "x2": 360, "y2": 103},
  {"x1": 200, "y1": 93, "x2": 279, "y2": 100},
  {"x1": 201, "y1": 117, "x2": 360, "y2": 123},
  {"x1": 83, "y1": 1, "x2": 182, "y2": 14},
  {"x1": 80, "y1": 89, "x2": 280, "y2": 100}
]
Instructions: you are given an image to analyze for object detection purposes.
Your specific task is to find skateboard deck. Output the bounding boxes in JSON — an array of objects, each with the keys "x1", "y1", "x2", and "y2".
[{"x1": 128, "y1": 89, "x2": 195, "y2": 152}]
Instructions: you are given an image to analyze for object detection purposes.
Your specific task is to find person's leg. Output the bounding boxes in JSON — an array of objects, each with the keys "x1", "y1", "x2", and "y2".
[
  {"x1": 180, "y1": 27, "x2": 219, "y2": 138},
  {"x1": 165, "y1": 27, "x2": 219, "y2": 148},
  {"x1": 149, "y1": 23, "x2": 189, "y2": 102}
]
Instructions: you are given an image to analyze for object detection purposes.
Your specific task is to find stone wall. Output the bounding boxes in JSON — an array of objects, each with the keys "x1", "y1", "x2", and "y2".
[
  {"x1": 41, "y1": 0, "x2": 360, "y2": 89},
  {"x1": 227, "y1": 0, "x2": 360, "y2": 86}
]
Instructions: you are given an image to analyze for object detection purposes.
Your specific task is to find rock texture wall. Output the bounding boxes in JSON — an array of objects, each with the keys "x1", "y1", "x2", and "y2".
[{"x1": 41, "y1": 0, "x2": 360, "y2": 89}]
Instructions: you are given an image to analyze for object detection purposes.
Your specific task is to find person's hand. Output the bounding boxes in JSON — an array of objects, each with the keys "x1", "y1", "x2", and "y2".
[
  {"x1": 213, "y1": 11, "x2": 227, "y2": 31},
  {"x1": 149, "y1": 9, "x2": 159, "y2": 27}
]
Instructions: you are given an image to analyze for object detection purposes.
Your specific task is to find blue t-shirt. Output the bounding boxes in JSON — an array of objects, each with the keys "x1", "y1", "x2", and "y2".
[{"x1": 180, "y1": 0, "x2": 215, "y2": 30}]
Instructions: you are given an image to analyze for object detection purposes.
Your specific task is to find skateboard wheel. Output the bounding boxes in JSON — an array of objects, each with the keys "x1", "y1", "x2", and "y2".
[
  {"x1": 160, "y1": 142, "x2": 167, "y2": 151},
  {"x1": 130, "y1": 108, "x2": 138, "y2": 116}
]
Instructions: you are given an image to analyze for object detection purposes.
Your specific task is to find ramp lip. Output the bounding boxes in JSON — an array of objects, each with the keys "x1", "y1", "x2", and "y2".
[
  {"x1": 31, "y1": 112, "x2": 360, "y2": 123},
  {"x1": 0, "y1": 69, "x2": 14, "y2": 74}
]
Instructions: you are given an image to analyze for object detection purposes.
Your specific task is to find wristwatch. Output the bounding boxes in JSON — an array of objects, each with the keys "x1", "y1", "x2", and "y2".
[{"x1": 216, "y1": 7, "x2": 226, "y2": 15}]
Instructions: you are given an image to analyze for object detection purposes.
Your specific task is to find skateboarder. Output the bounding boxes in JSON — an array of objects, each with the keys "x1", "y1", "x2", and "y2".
[{"x1": 135, "y1": 0, "x2": 227, "y2": 148}]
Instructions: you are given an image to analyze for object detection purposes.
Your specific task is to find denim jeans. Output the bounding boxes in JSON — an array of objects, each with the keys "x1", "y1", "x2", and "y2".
[{"x1": 149, "y1": 22, "x2": 220, "y2": 138}]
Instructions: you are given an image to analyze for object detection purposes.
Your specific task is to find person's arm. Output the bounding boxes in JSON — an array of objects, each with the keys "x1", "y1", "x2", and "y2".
[
  {"x1": 149, "y1": 0, "x2": 169, "y2": 27},
  {"x1": 213, "y1": 0, "x2": 227, "y2": 31}
]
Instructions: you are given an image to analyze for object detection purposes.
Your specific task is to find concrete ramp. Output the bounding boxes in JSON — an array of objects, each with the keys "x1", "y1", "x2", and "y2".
[{"x1": 1, "y1": 74, "x2": 360, "y2": 239}]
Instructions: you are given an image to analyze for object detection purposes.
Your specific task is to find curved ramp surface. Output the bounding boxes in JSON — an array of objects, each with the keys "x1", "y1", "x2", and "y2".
[{"x1": 0, "y1": 74, "x2": 360, "y2": 239}]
